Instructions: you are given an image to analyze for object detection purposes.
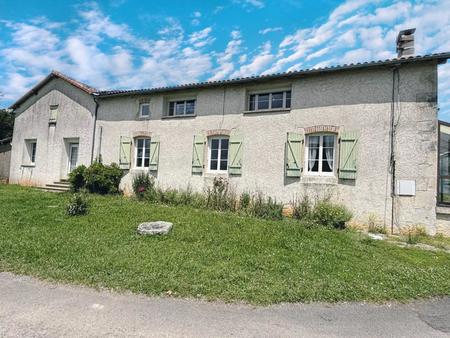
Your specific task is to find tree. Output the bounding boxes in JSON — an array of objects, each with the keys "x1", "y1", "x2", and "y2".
[{"x1": 0, "y1": 109, "x2": 14, "y2": 140}]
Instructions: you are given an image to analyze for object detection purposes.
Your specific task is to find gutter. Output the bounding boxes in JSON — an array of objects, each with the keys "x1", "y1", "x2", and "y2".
[{"x1": 90, "y1": 93, "x2": 100, "y2": 164}]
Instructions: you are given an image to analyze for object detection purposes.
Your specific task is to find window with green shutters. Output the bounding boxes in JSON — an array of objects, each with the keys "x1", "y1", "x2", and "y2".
[
  {"x1": 119, "y1": 136, "x2": 132, "y2": 169},
  {"x1": 338, "y1": 131, "x2": 358, "y2": 179},
  {"x1": 285, "y1": 132, "x2": 304, "y2": 177},
  {"x1": 192, "y1": 134, "x2": 205, "y2": 174}
]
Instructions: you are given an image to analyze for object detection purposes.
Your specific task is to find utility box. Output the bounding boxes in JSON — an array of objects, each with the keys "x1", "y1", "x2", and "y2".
[{"x1": 396, "y1": 180, "x2": 416, "y2": 196}]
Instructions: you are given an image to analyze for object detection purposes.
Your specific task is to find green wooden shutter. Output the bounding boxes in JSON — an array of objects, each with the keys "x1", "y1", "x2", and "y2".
[
  {"x1": 285, "y1": 132, "x2": 304, "y2": 177},
  {"x1": 228, "y1": 135, "x2": 243, "y2": 175},
  {"x1": 338, "y1": 131, "x2": 358, "y2": 179},
  {"x1": 149, "y1": 136, "x2": 160, "y2": 171},
  {"x1": 192, "y1": 134, "x2": 205, "y2": 174},
  {"x1": 119, "y1": 136, "x2": 132, "y2": 169}
]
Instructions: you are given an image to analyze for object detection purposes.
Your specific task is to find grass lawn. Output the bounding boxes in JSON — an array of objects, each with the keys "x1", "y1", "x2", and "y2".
[{"x1": 1, "y1": 184, "x2": 450, "y2": 305}]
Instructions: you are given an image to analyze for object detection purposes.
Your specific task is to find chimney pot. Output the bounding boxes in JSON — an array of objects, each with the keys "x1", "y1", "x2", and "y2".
[{"x1": 396, "y1": 28, "x2": 416, "y2": 58}]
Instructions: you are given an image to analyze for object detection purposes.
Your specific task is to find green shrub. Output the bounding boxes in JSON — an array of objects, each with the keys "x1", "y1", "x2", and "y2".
[
  {"x1": 240, "y1": 192, "x2": 251, "y2": 210},
  {"x1": 132, "y1": 172, "x2": 154, "y2": 200},
  {"x1": 68, "y1": 165, "x2": 87, "y2": 192},
  {"x1": 292, "y1": 194, "x2": 312, "y2": 220},
  {"x1": 66, "y1": 193, "x2": 89, "y2": 216},
  {"x1": 205, "y1": 177, "x2": 238, "y2": 212},
  {"x1": 310, "y1": 201, "x2": 352, "y2": 229},
  {"x1": 84, "y1": 162, "x2": 123, "y2": 194},
  {"x1": 248, "y1": 193, "x2": 283, "y2": 220}
]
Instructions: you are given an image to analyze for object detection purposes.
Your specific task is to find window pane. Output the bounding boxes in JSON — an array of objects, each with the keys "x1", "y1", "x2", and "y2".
[
  {"x1": 220, "y1": 160, "x2": 228, "y2": 171},
  {"x1": 176, "y1": 101, "x2": 185, "y2": 115},
  {"x1": 186, "y1": 100, "x2": 195, "y2": 114},
  {"x1": 31, "y1": 143, "x2": 36, "y2": 163},
  {"x1": 309, "y1": 160, "x2": 319, "y2": 172},
  {"x1": 140, "y1": 104, "x2": 150, "y2": 117},
  {"x1": 285, "y1": 91, "x2": 291, "y2": 108},
  {"x1": 221, "y1": 138, "x2": 229, "y2": 150},
  {"x1": 144, "y1": 139, "x2": 150, "y2": 149},
  {"x1": 323, "y1": 135, "x2": 335, "y2": 148},
  {"x1": 211, "y1": 149, "x2": 218, "y2": 160},
  {"x1": 308, "y1": 136, "x2": 320, "y2": 148},
  {"x1": 168, "y1": 102, "x2": 175, "y2": 116},
  {"x1": 144, "y1": 158, "x2": 150, "y2": 167},
  {"x1": 271, "y1": 92, "x2": 284, "y2": 108},
  {"x1": 137, "y1": 139, "x2": 144, "y2": 148},
  {"x1": 220, "y1": 149, "x2": 228, "y2": 160},
  {"x1": 439, "y1": 178, "x2": 450, "y2": 203},
  {"x1": 249, "y1": 94, "x2": 256, "y2": 111},
  {"x1": 211, "y1": 139, "x2": 219, "y2": 149},
  {"x1": 210, "y1": 160, "x2": 218, "y2": 170},
  {"x1": 257, "y1": 94, "x2": 270, "y2": 110},
  {"x1": 136, "y1": 158, "x2": 142, "y2": 167},
  {"x1": 322, "y1": 160, "x2": 333, "y2": 172}
]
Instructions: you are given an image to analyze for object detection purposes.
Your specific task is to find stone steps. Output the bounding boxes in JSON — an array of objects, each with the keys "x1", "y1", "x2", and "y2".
[{"x1": 37, "y1": 180, "x2": 71, "y2": 193}]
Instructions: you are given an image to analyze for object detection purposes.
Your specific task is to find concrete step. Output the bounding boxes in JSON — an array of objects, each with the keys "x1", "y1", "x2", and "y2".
[
  {"x1": 46, "y1": 183, "x2": 70, "y2": 190},
  {"x1": 37, "y1": 186, "x2": 69, "y2": 193},
  {"x1": 52, "y1": 182, "x2": 71, "y2": 187}
]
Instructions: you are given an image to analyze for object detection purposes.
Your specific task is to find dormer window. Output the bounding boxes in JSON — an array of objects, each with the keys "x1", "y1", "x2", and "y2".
[{"x1": 248, "y1": 90, "x2": 291, "y2": 111}]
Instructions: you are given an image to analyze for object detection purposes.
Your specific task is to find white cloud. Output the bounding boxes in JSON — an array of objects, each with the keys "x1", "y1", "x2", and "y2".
[
  {"x1": 259, "y1": 27, "x2": 282, "y2": 35},
  {"x1": 233, "y1": 0, "x2": 264, "y2": 9}
]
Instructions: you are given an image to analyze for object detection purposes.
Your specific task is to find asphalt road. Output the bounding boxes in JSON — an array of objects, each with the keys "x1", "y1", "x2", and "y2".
[{"x1": 0, "y1": 272, "x2": 449, "y2": 337}]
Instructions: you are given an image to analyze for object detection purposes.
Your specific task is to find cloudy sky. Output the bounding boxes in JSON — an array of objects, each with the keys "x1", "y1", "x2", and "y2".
[{"x1": 1, "y1": 0, "x2": 450, "y2": 118}]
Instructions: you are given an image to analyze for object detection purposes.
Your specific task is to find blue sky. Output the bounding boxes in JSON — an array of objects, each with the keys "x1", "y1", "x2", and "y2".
[{"x1": 1, "y1": 0, "x2": 450, "y2": 119}]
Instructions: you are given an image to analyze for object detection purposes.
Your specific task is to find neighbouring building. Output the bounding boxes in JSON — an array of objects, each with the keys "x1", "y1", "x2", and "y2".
[
  {"x1": 7, "y1": 49, "x2": 450, "y2": 235},
  {"x1": 0, "y1": 137, "x2": 12, "y2": 181}
]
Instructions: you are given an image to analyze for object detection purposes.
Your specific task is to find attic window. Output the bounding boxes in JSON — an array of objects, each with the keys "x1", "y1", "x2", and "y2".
[{"x1": 49, "y1": 105, "x2": 58, "y2": 124}]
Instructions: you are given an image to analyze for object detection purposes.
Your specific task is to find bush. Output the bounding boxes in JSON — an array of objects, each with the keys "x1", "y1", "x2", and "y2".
[
  {"x1": 68, "y1": 165, "x2": 87, "y2": 192},
  {"x1": 240, "y1": 192, "x2": 251, "y2": 210},
  {"x1": 66, "y1": 193, "x2": 89, "y2": 216},
  {"x1": 309, "y1": 201, "x2": 352, "y2": 229},
  {"x1": 132, "y1": 172, "x2": 154, "y2": 200},
  {"x1": 205, "y1": 177, "x2": 238, "y2": 212},
  {"x1": 248, "y1": 193, "x2": 283, "y2": 220},
  {"x1": 292, "y1": 194, "x2": 312, "y2": 220},
  {"x1": 84, "y1": 162, "x2": 123, "y2": 194}
]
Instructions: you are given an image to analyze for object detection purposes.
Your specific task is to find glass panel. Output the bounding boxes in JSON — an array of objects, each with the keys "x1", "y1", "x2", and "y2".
[
  {"x1": 322, "y1": 160, "x2": 333, "y2": 172},
  {"x1": 271, "y1": 92, "x2": 284, "y2": 109},
  {"x1": 144, "y1": 138, "x2": 150, "y2": 149},
  {"x1": 309, "y1": 160, "x2": 319, "y2": 172},
  {"x1": 144, "y1": 158, "x2": 150, "y2": 167},
  {"x1": 439, "y1": 178, "x2": 450, "y2": 204},
  {"x1": 257, "y1": 94, "x2": 270, "y2": 110},
  {"x1": 323, "y1": 135, "x2": 335, "y2": 148},
  {"x1": 285, "y1": 91, "x2": 291, "y2": 108},
  {"x1": 176, "y1": 101, "x2": 185, "y2": 115},
  {"x1": 220, "y1": 160, "x2": 228, "y2": 171},
  {"x1": 249, "y1": 94, "x2": 256, "y2": 111},
  {"x1": 210, "y1": 160, "x2": 218, "y2": 170},
  {"x1": 31, "y1": 143, "x2": 37, "y2": 163},
  {"x1": 308, "y1": 135, "x2": 320, "y2": 148},
  {"x1": 168, "y1": 102, "x2": 175, "y2": 116},
  {"x1": 137, "y1": 139, "x2": 144, "y2": 148},
  {"x1": 221, "y1": 138, "x2": 229, "y2": 150},
  {"x1": 211, "y1": 139, "x2": 219, "y2": 149},
  {"x1": 186, "y1": 100, "x2": 195, "y2": 114},
  {"x1": 136, "y1": 158, "x2": 142, "y2": 167},
  {"x1": 211, "y1": 149, "x2": 218, "y2": 160},
  {"x1": 220, "y1": 149, "x2": 228, "y2": 160},
  {"x1": 140, "y1": 104, "x2": 150, "y2": 117}
]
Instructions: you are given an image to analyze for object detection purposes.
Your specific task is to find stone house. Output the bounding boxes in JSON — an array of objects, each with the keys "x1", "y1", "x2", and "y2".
[{"x1": 7, "y1": 52, "x2": 450, "y2": 235}]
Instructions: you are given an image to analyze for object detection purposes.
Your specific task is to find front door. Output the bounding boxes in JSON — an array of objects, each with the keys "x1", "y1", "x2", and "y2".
[{"x1": 68, "y1": 143, "x2": 79, "y2": 174}]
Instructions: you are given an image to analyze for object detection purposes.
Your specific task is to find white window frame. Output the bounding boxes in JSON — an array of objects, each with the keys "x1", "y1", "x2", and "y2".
[
  {"x1": 24, "y1": 139, "x2": 37, "y2": 165},
  {"x1": 304, "y1": 133, "x2": 336, "y2": 176},
  {"x1": 139, "y1": 103, "x2": 150, "y2": 118},
  {"x1": 134, "y1": 137, "x2": 151, "y2": 169},
  {"x1": 248, "y1": 90, "x2": 291, "y2": 111},
  {"x1": 167, "y1": 99, "x2": 196, "y2": 116},
  {"x1": 208, "y1": 136, "x2": 229, "y2": 174}
]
